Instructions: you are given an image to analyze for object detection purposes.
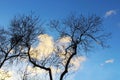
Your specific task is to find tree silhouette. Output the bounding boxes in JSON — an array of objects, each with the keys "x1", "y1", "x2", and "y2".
[
  {"x1": 8, "y1": 14, "x2": 53, "y2": 80},
  {"x1": 50, "y1": 14, "x2": 110, "y2": 80},
  {"x1": 0, "y1": 14, "x2": 110, "y2": 80}
]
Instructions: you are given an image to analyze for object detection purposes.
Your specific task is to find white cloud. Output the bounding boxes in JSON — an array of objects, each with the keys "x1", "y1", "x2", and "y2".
[
  {"x1": 69, "y1": 56, "x2": 86, "y2": 71},
  {"x1": 27, "y1": 65, "x2": 47, "y2": 75},
  {"x1": 29, "y1": 34, "x2": 86, "y2": 79},
  {"x1": 59, "y1": 36, "x2": 71, "y2": 43},
  {"x1": 30, "y1": 35, "x2": 72, "y2": 60},
  {"x1": 105, "y1": 10, "x2": 117, "y2": 17},
  {"x1": 0, "y1": 69, "x2": 13, "y2": 80},
  {"x1": 105, "y1": 59, "x2": 114, "y2": 63},
  {"x1": 55, "y1": 36, "x2": 71, "y2": 56},
  {"x1": 37, "y1": 34, "x2": 54, "y2": 55},
  {"x1": 100, "y1": 59, "x2": 114, "y2": 66},
  {"x1": 30, "y1": 34, "x2": 54, "y2": 59}
]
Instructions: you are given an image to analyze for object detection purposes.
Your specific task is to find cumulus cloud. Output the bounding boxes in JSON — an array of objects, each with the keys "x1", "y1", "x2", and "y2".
[
  {"x1": 104, "y1": 10, "x2": 117, "y2": 17},
  {"x1": 37, "y1": 34, "x2": 54, "y2": 55},
  {"x1": 59, "y1": 36, "x2": 71, "y2": 43},
  {"x1": 0, "y1": 69, "x2": 13, "y2": 80},
  {"x1": 29, "y1": 34, "x2": 86, "y2": 79},
  {"x1": 51, "y1": 56, "x2": 86, "y2": 74},
  {"x1": 0, "y1": 34, "x2": 86, "y2": 80},
  {"x1": 69, "y1": 56, "x2": 86, "y2": 71},
  {"x1": 55, "y1": 36, "x2": 71, "y2": 55},
  {"x1": 30, "y1": 34, "x2": 54, "y2": 59},
  {"x1": 27, "y1": 66, "x2": 47, "y2": 75},
  {"x1": 30, "y1": 35, "x2": 72, "y2": 60}
]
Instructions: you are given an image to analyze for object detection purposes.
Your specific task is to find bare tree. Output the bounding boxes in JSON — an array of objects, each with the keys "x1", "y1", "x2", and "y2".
[
  {"x1": 8, "y1": 14, "x2": 54, "y2": 80},
  {"x1": 0, "y1": 14, "x2": 110, "y2": 80},
  {"x1": 50, "y1": 14, "x2": 110, "y2": 80},
  {"x1": 0, "y1": 27, "x2": 19, "y2": 68}
]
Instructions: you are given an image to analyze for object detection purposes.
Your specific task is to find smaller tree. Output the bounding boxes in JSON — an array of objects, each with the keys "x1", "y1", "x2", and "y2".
[
  {"x1": 0, "y1": 14, "x2": 44, "y2": 68},
  {"x1": 0, "y1": 28, "x2": 15, "y2": 68},
  {"x1": 8, "y1": 14, "x2": 53, "y2": 80}
]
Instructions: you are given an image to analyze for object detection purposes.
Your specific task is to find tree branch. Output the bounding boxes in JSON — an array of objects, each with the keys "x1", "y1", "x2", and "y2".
[
  {"x1": 60, "y1": 44, "x2": 77, "y2": 80},
  {"x1": 27, "y1": 46, "x2": 53, "y2": 80}
]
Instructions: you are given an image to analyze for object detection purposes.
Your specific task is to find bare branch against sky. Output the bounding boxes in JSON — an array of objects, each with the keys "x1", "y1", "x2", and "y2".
[{"x1": 0, "y1": 0, "x2": 120, "y2": 80}]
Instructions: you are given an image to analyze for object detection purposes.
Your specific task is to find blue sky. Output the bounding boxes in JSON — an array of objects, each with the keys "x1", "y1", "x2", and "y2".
[{"x1": 0, "y1": 0, "x2": 120, "y2": 80}]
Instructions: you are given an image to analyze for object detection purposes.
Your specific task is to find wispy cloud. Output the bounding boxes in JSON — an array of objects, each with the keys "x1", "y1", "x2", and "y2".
[
  {"x1": 105, "y1": 59, "x2": 114, "y2": 63},
  {"x1": 100, "y1": 59, "x2": 114, "y2": 66},
  {"x1": 104, "y1": 10, "x2": 117, "y2": 17}
]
